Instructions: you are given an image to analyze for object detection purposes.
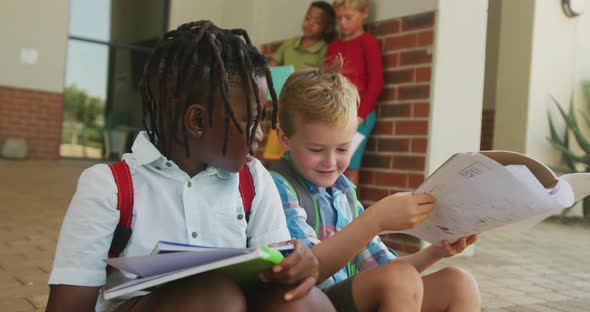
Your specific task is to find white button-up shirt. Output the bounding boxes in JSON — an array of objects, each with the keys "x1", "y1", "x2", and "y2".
[{"x1": 49, "y1": 132, "x2": 290, "y2": 311}]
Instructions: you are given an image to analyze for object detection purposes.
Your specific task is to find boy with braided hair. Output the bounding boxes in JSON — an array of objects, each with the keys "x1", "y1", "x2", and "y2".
[
  {"x1": 271, "y1": 62, "x2": 481, "y2": 311},
  {"x1": 47, "y1": 21, "x2": 334, "y2": 312}
]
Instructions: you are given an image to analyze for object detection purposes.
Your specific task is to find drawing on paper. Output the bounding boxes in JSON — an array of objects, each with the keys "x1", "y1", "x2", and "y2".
[{"x1": 457, "y1": 161, "x2": 491, "y2": 179}]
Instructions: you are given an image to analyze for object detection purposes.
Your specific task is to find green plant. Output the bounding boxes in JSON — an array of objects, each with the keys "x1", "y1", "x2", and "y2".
[
  {"x1": 547, "y1": 81, "x2": 590, "y2": 219},
  {"x1": 63, "y1": 85, "x2": 104, "y2": 128}
]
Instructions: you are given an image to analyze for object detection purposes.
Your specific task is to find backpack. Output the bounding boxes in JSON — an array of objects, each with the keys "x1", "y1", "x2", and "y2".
[
  {"x1": 269, "y1": 156, "x2": 359, "y2": 277},
  {"x1": 106, "y1": 160, "x2": 256, "y2": 260}
]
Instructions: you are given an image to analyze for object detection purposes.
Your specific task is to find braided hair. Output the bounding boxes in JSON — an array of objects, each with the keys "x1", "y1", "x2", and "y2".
[{"x1": 140, "y1": 20, "x2": 278, "y2": 157}]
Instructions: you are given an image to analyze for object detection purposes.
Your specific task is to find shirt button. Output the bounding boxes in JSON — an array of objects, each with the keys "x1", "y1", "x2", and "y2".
[
  {"x1": 155, "y1": 166, "x2": 161, "y2": 170},
  {"x1": 166, "y1": 162, "x2": 172, "y2": 167},
  {"x1": 187, "y1": 181, "x2": 192, "y2": 187},
  {"x1": 192, "y1": 232, "x2": 198, "y2": 238},
  {"x1": 237, "y1": 214, "x2": 244, "y2": 220}
]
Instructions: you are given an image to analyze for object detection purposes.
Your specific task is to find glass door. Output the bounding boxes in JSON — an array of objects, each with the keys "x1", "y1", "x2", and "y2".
[{"x1": 61, "y1": 0, "x2": 169, "y2": 160}]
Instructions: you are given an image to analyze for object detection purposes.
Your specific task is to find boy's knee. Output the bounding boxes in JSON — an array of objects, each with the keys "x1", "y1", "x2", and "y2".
[
  {"x1": 158, "y1": 272, "x2": 246, "y2": 311},
  {"x1": 438, "y1": 266, "x2": 479, "y2": 293},
  {"x1": 184, "y1": 271, "x2": 242, "y2": 292},
  {"x1": 434, "y1": 267, "x2": 481, "y2": 309},
  {"x1": 287, "y1": 287, "x2": 336, "y2": 312},
  {"x1": 249, "y1": 285, "x2": 335, "y2": 312},
  {"x1": 379, "y1": 262, "x2": 423, "y2": 293}
]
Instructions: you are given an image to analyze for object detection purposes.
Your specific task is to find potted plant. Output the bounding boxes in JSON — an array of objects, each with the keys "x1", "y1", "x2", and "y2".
[{"x1": 547, "y1": 81, "x2": 590, "y2": 219}]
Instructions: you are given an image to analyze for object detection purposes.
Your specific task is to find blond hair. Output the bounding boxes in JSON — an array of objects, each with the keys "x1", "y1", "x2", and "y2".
[
  {"x1": 278, "y1": 58, "x2": 359, "y2": 137},
  {"x1": 332, "y1": 0, "x2": 369, "y2": 11}
]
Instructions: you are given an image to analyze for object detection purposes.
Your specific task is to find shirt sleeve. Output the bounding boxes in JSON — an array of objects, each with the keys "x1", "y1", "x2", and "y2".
[
  {"x1": 246, "y1": 160, "x2": 291, "y2": 247},
  {"x1": 271, "y1": 39, "x2": 289, "y2": 65},
  {"x1": 358, "y1": 35, "x2": 384, "y2": 120},
  {"x1": 353, "y1": 201, "x2": 397, "y2": 272},
  {"x1": 270, "y1": 172, "x2": 321, "y2": 248},
  {"x1": 271, "y1": 172, "x2": 339, "y2": 286},
  {"x1": 48, "y1": 164, "x2": 119, "y2": 287}
]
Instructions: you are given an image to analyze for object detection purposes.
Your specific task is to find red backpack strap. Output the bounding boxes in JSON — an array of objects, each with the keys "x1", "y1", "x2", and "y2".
[
  {"x1": 238, "y1": 164, "x2": 255, "y2": 220},
  {"x1": 108, "y1": 160, "x2": 134, "y2": 259}
]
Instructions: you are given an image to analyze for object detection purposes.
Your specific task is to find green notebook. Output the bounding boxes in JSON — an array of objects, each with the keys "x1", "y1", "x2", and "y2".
[
  {"x1": 103, "y1": 244, "x2": 287, "y2": 300},
  {"x1": 218, "y1": 246, "x2": 283, "y2": 287}
]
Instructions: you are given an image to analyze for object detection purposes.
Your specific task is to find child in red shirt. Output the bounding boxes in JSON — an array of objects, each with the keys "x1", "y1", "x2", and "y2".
[{"x1": 326, "y1": 0, "x2": 383, "y2": 185}]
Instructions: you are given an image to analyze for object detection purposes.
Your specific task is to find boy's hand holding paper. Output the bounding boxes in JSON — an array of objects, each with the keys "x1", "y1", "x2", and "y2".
[
  {"x1": 427, "y1": 234, "x2": 479, "y2": 259},
  {"x1": 368, "y1": 191, "x2": 477, "y2": 259},
  {"x1": 367, "y1": 192, "x2": 435, "y2": 232}
]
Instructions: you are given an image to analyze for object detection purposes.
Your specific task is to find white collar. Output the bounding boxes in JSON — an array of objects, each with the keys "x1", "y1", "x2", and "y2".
[{"x1": 130, "y1": 131, "x2": 232, "y2": 179}]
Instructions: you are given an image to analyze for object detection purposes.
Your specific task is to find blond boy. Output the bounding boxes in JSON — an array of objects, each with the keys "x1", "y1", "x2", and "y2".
[{"x1": 271, "y1": 63, "x2": 481, "y2": 311}]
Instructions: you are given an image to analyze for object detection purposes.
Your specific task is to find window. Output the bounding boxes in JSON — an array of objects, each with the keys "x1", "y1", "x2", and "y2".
[{"x1": 61, "y1": 0, "x2": 168, "y2": 159}]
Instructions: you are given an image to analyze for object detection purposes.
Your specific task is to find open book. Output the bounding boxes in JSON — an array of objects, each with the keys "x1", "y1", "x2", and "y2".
[
  {"x1": 103, "y1": 241, "x2": 293, "y2": 300},
  {"x1": 384, "y1": 150, "x2": 590, "y2": 245}
]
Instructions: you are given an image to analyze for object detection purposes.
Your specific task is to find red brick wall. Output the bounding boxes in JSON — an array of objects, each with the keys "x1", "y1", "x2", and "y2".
[
  {"x1": 365, "y1": 12, "x2": 435, "y2": 254},
  {"x1": 260, "y1": 12, "x2": 436, "y2": 254},
  {"x1": 0, "y1": 85, "x2": 63, "y2": 160}
]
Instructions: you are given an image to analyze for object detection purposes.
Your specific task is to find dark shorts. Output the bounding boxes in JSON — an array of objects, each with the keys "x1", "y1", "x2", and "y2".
[{"x1": 321, "y1": 277, "x2": 358, "y2": 312}]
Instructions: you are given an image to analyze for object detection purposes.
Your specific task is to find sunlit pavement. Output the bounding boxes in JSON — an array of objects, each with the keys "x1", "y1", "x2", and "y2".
[
  {"x1": 1, "y1": 159, "x2": 589, "y2": 311},
  {"x1": 425, "y1": 218, "x2": 590, "y2": 311}
]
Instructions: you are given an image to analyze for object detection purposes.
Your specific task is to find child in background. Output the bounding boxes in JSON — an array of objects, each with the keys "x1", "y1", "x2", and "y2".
[
  {"x1": 264, "y1": 1, "x2": 337, "y2": 162},
  {"x1": 46, "y1": 21, "x2": 334, "y2": 312},
  {"x1": 272, "y1": 64, "x2": 481, "y2": 311},
  {"x1": 326, "y1": 0, "x2": 383, "y2": 185},
  {"x1": 268, "y1": 1, "x2": 336, "y2": 71}
]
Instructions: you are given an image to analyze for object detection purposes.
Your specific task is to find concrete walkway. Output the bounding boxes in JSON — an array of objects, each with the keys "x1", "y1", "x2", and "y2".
[
  {"x1": 427, "y1": 221, "x2": 590, "y2": 311},
  {"x1": 1, "y1": 159, "x2": 589, "y2": 311}
]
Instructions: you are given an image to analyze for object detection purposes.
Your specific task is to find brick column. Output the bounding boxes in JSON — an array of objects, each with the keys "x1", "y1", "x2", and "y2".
[{"x1": 363, "y1": 12, "x2": 435, "y2": 253}]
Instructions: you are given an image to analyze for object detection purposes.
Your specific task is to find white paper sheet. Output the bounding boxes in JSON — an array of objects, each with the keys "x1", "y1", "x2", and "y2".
[
  {"x1": 351, "y1": 132, "x2": 365, "y2": 155},
  {"x1": 107, "y1": 248, "x2": 253, "y2": 278},
  {"x1": 561, "y1": 173, "x2": 590, "y2": 202},
  {"x1": 382, "y1": 152, "x2": 590, "y2": 245}
]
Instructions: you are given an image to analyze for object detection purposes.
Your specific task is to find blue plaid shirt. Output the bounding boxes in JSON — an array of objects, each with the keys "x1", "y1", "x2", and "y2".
[{"x1": 271, "y1": 162, "x2": 396, "y2": 288}]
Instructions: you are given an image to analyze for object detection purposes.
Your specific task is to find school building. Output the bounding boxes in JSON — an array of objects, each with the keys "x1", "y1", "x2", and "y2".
[{"x1": 2, "y1": 0, "x2": 589, "y2": 252}]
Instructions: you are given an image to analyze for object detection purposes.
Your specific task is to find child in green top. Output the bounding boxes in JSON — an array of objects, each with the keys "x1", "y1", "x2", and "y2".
[
  {"x1": 265, "y1": 2, "x2": 337, "y2": 161},
  {"x1": 268, "y1": 1, "x2": 336, "y2": 71}
]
